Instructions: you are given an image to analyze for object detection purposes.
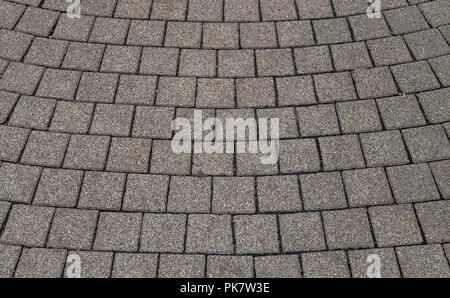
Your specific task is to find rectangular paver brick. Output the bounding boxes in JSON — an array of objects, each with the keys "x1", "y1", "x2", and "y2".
[
  {"x1": 150, "y1": 140, "x2": 191, "y2": 175},
  {"x1": 416, "y1": 201, "x2": 450, "y2": 243},
  {"x1": 212, "y1": 177, "x2": 256, "y2": 214},
  {"x1": 376, "y1": 95, "x2": 426, "y2": 129},
  {"x1": 141, "y1": 213, "x2": 186, "y2": 253},
  {"x1": 49, "y1": 102, "x2": 94, "y2": 134},
  {"x1": 0, "y1": 163, "x2": 41, "y2": 203},
  {"x1": 112, "y1": 253, "x2": 157, "y2": 278},
  {"x1": 234, "y1": 214, "x2": 279, "y2": 254},
  {"x1": 64, "y1": 135, "x2": 110, "y2": 170},
  {"x1": 255, "y1": 255, "x2": 301, "y2": 278},
  {"x1": 396, "y1": 245, "x2": 450, "y2": 278},
  {"x1": 402, "y1": 125, "x2": 450, "y2": 163},
  {"x1": 429, "y1": 160, "x2": 450, "y2": 199},
  {"x1": 123, "y1": 174, "x2": 169, "y2": 212},
  {"x1": 348, "y1": 248, "x2": 401, "y2": 278},
  {"x1": 64, "y1": 251, "x2": 112, "y2": 278},
  {"x1": 0, "y1": 62, "x2": 44, "y2": 95},
  {"x1": 207, "y1": 256, "x2": 253, "y2": 278},
  {"x1": 300, "y1": 172, "x2": 347, "y2": 211},
  {"x1": 0, "y1": 244, "x2": 21, "y2": 278},
  {"x1": 15, "y1": 248, "x2": 66, "y2": 278},
  {"x1": 0, "y1": 125, "x2": 29, "y2": 162},
  {"x1": 90, "y1": 104, "x2": 134, "y2": 136},
  {"x1": 167, "y1": 177, "x2": 211, "y2": 212},
  {"x1": 21, "y1": 131, "x2": 69, "y2": 167},
  {"x1": 302, "y1": 251, "x2": 350, "y2": 278},
  {"x1": 360, "y1": 130, "x2": 409, "y2": 167},
  {"x1": 158, "y1": 254, "x2": 205, "y2": 278},
  {"x1": 257, "y1": 175, "x2": 302, "y2": 212},
  {"x1": 319, "y1": 135, "x2": 365, "y2": 171},
  {"x1": 115, "y1": 75, "x2": 157, "y2": 105},
  {"x1": 106, "y1": 137, "x2": 152, "y2": 173}
]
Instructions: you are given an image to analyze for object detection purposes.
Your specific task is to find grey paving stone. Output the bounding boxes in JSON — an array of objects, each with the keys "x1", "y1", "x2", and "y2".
[
  {"x1": 360, "y1": 130, "x2": 409, "y2": 167},
  {"x1": 112, "y1": 253, "x2": 157, "y2": 278},
  {"x1": 376, "y1": 95, "x2": 426, "y2": 129},
  {"x1": 405, "y1": 29, "x2": 450, "y2": 60},
  {"x1": 1, "y1": 204, "x2": 54, "y2": 247},
  {"x1": 276, "y1": 20, "x2": 314, "y2": 47},
  {"x1": 277, "y1": 76, "x2": 316, "y2": 106},
  {"x1": 342, "y1": 167, "x2": 393, "y2": 207},
  {"x1": 64, "y1": 251, "x2": 113, "y2": 278},
  {"x1": 348, "y1": 248, "x2": 401, "y2": 278},
  {"x1": 186, "y1": 214, "x2": 233, "y2": 253},
  {"x1": 279, "y1": 212, "x2": 326, "y2": 252},
  {"x1": 156, "y1": 77, "x2": 196, "y2": 106},
  {"x1": 323, "y1": 208, "x2": 374, "y2": 249},
  {"x1": 240, "y1": 22, "x2": 277, "y2": 49},
  {"x1": 419, "y1": 0, "x2": 450, "y2": 27},
  {"x1": 314, "y1": 72, "x2": 357, "y2": 103},
  {"x1": 116, "y1": 75, "x2": 157, "y2": 105},
  {"x1": 258, "y1": 107, "x2": 299, "y2": 138},
  {"x1": 203, "y1": 23, "x2": 239, "y2": 49},
  {"x1": 0, "y1": 201, "x2": 11, "y2": 228},
  {"x1": 159, "y1": 254, "x2": 205, "y2": 278},
  {"x1": 302, "y1": 251, "x2": 350, "y2": 278},
  {"x1": 123, "y1": 174, "x2": 169, "y2": 212},
  {"x1": 197, "y1": 78, "x2": 235, "y2": 108},
  {"x1": 52, "y1": 14, "x2": 95, "y2": 41},
  {"x1": 89, "y1": 17, "x2": 130, "y2": 44},
  {"x1": 0, "y1": 2, "x2": 26, "y2": 30},
  {"x1": 15, "y1": 248, "x2": 66, "y2": 278},
  {"x1": 192, "y1": 152, "x2": 234, "y2": 176},
  {"x1": 352, "y1": 67, "x2": 398, "y2": 99},
  {"x1": 255, "y1": 255, "x2": 301, "y2": 278},
  {"x1": 300, "y1": 172, "x2": 347, "y2": 210},
  {"x1": 429, "y1": 160, "x2": 450, "y2": 199},
  {"x1": 49, "y1": 102, "x2": 94, "y2": 134},
  {"x1": 24, "y1": 37, "x2": 68, "y2": 67},
  {"x1": 331, "y1": 42, "x2": 372, "y2": 71},
  {"x1": 224, "y1": 0, "x2": 259, "y2": 21},
  {"x1": 101, "y1": 45, "x2": 141, "y2": 73},
  {"x1": 402, "y1": 125, "x2": 450, "y2": 163},
  {"x1": 234, "y1": 214, "x2": 279, "y2": 254},
  {"x1": 319, "y1": 135, "x2": 365, "y2": 171},
  {"x1": 151, "y1": 0, "x2": 188, "y2": 20},
  {"x1": 331, "y1": 0, "x2": 367, "y2": 15},
  {"x1": 294, "y1": 46, "x2": 333, "y2": 74},
  {"x1": 256, "y1": 49, "x2": 295, "y2": 76},
  {"x1": 396, "y1": 245, "x2": 450, "y2": 278},
  {"x1": 48, "y1": 208, "x2": 98, "y2": 250},
  {"x1": 384, "y1": 6, "x2": 429, "y2": 34},
  {"x1": 165, "y1": 21, "x2": 202, "y2": 48},
  {"x1": 257, "y1": 175, "x2": 302, "y2": 212},
  {"x1": 76, "y1": 0, "x2": 117, "y2": 16},
  {"x1": 392, "y1": 61, "x2": 440, "y2": 94},
  {"x1": 415, "y1": 201, "x2": 450, "y2": 243},
  {"x1": 36, "y1": 69, "x2": 81, "y2": 100},
  {"x1": 132, "y1": 106, "x2": 175, "y2": 139},
  {"x1": 236, "y1": 78, "x2": 276, "y2": 107},
  {"x1": 279, "y1": 139, "x2": 321, "y2": 173},
  {"x1": 127, "y1": 20, "x2": 165, "y2": 46},
  {"x1": 207, "y1": 256, "x2": 253, "y2": 278},
  {"x1": 21, "y1": 131, "x2": 69, "y2": 167},
  {"x1": 0, "y1": 91, "x2": 18, "y2": 123},
  {"x1": 0, "y1": 62, "x2": 44, "y2": 95},
  {"x1": 218, "y1": 50, "x2": 255, "y2": 78},
  {"x1": 90, "y1": 104, "x2": 134, "y2": 136},
  {"x1": 348, "y1": 14, "x2": 391, "y2": 41},
  {"x1": 15, "y1": 7, "x2": 59, "y2": 36},
  {"x1": 313, "y1": 18, "x2": 352, "y2": 44},
  {"x1": 417, "y1": 88, "x2": 450, "y2": 123},
  {"x1": 187, "y1": 0, "x2": 223, "y2": 22},
  {"x1": 106, "y1": 137, "x2": 152, "y2": 173},
  {"x1": 94, "y1": 212, "x2": 142, "y2": 252},
  {"x1": 296, "y1": 0, "x2": 333, "y2": 19},
  {"x1": 260, "y1": 0, "x2": 297, "y2": 21},
  {"x1": 150, "y1": 140, "x2": 191, "y2": 175},
  {"x1": 167, "y1": 177, "x2": 211, "y2": 212},
  {"x1": 429, "y1": 56, "x2": 450, "y2": 87},
  {"x1": 62, "y1": 42, "x2": 105, "y2": 71},
  {"x1": 215, "y1": 108, "x2": 256, "y2": 141},
  {"x1": 0, "y1": 125, "x2": 29, "y2": 162},
  {"x1": 78, "y1": 171, "x2": 126, "y2": 210},
  {"x1": 34, "y1": 168, "x2": 83, "y2": 207},
  {"x1": 212, "y1": 177, "x2": 256, "y2": 214},
  {"x1": 179, "y1": 49, "x2": 216, "y2": 77},
  {"x1": 0, "y1": 244, "x2": 21, "y2": 278},
  {"x1": 367, "y1": 36, "x2": 413, "y2": 66},
  {"x1": 0, "y1": 163, "x2": 41, "y2": 203},
  {"x1": 236, "y1": 142, "x2": 279, "y2": 175},
  {"x1": 369, "y1": 204, "x2": 423, "y2": 247},
  {"x1": 141, "y1": 213, "x2": 186, "y2": 252},
  {"x1": 114, "y1": 0, "x2": 152, "y2": 18},
  {"x1": 297, "y1": 104, "x2": 340, "y2": 137},
  {"x1": 64, "y1": 135, "x2": 110, "y2": 170},
  {"x1": 336, "y1": 100, "x2": 382, "y2": 133}
]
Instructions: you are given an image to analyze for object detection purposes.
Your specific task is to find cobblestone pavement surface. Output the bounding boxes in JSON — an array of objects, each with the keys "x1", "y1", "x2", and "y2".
[{"x1": 0, "y1": 0, "x2": 449, "y2": 278}]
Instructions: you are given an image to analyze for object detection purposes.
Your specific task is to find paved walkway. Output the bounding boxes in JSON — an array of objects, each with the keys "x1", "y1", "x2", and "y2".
[{"x1": 0, "y1": 0, "x2": 449, "y2": 278}]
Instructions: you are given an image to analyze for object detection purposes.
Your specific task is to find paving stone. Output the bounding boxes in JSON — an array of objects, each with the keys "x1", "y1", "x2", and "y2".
[
  {"x1": 255, "y1": 255, "x2": 301, "y2": 278},
  {"x1": 0, "y1": 59, "x2": 9, "y2": 76},
  {"x1": 277, "y1": 76, "x2": 316, "y2": 106},
  {"x1": 236, "y1": 141, "x2": 279, "y2": 175},
  {"x1": 240, "y1": 22, "x2": 277, "y2": 49},
  {"x1": 101, "y1": 45, "x2": 141, "y2": 73},
  {"x1": 203, "y1": 23, "x2": 239, "y2": 49},
  {"x1": 294, "y1": 46, "x2": 333, "y2": 74},
  {"x1": 323, "y1": 208, "x2": 374, "y2": 249},
  {"x1": 1, "y1": 204, "x2": 54, "y2": 247},
  {"x1": 191, "y1": 146, "x2": 234, "y2": 174},
  {"x1": 0, "y1": 201, "x2": 11, "y2": 227},
  {"x1": 392, "y1": 61, "x2": 440, "y2": 94},
  {"x1": 24, "y1": 37, "x2": 68, "y2": 68},
  {"x1": 236, "y1": 78, "x2": 276, "y2": 107},
  {"x1": 165, "y1": 21, "x2": 202, "y2": 48},
  {"x1": 115, "y1": 75, "x2": 158, "y2": 106},
  {"x1": 207, "y1": 256, "x2": 253, "y2": 278},
  {"x1": 112, "y1": 253, "x2": 157, "y2": 278},
  {"x1": 0, "y1": 91, "x2": 18, "y2": 124},
  {"x1": 0, "y1": 244, "x2": 21, "y2": 278},
  {"x1": 156, "y1": 77, "x2": 196, "y2": 106},
  {"x1": 417, "y1": 88, "x2": 450, "y2": 124},
  {"x1": 276, "y1": 20, "x2": 314, "y2": 47},
  {"x1": 296, "y1": 0, "x2": 333, "y2": 19},
  {"x1": 159, "y1": 254, "x2": 205, "y2": 278},
  {"x1": 34, "y1": 168, "x2": 83, "y2": 207},
  {"x1": 429, "y1": 56, "x2": 450, "y2": 87},
  {"x1": 141, "y1": 213, "x2": 186, "y2": 253},
  {"x1": 78, "y1": 171, "x2": 126, "y2": 210},
  {"x1": 78, "y1": 0, "x2": 117, "y2": 16},
  {"x1": 15, "y1": 7, "x2": 59, "y2": 36},
  {"x1": 402, "y1": 125, "x2": 450, "y2": 163},
  {"x1": 279, "y1": 139, "x2": 321, "y2": 173},
  {"x1": 0, "y1": 62, "x2": 44, "y2": 95},
  {"x1": 21, "y1": 131, "x2": 69, "y2": 167},
  {"x1": 256, "y1": 49, "x2": 295, "y2": 76},
  {"x1": 150, "y1": 140, "x2": 191, "y2": 175},
  {"x1": 224, "y1": 0, "x2": 259, "y2": 21},
  {"x1": 186, "y1": 214, "x2": 233, "y2": 253},
  {"x1": 300, "y1": 172, "x2": 347, "y2": 211},
  {"x1": 52, "y1": 14, "x2": 95, "y2": 41},
  {"x1": 297, "y1": 104, "x2": 340, "y2": 137},
  {"x1": 342, "y1": 168, "x2": 393, "y2": 207},
  {"x1": 132, "y1": 106, "x2": 175, "y2": 139},
  {"x1": 429, "y1": 160, "x2": 450, "y2": 199},
  {"x1": 15, "y1": 248, "x2": 66, "y2": 278},
  {"x1": 187, "y1": 0, "x2": 223, "y2": 22},
  {"x1": 419, "y1": 0, "x2": 450, "y2": 27},
  {"x1": 405, "y1": 29, "x2": 450, "y2": 60},
  {"x1": 302, "y1": 251, "x2": 350, "y2": 278},
  {"x1": 48, "y1": 208, "x2": 98, "y2": 250},
  {"x1": 313, "y1": 18, "x2": 352, "y2": 44},
  {"x1": 367, "y1": 36, "x2": 413, "y2": 66},
  {"x1": 212, "y1": 177, "x2": 255, "y2": 214},
  {"x1": 90, "y1": 104, "x2": 134, "y2": 136},
  {"x1": 319, "y1": 135, "x2": 365, "y2": 171},
  {"x1": 336, "y1": 100, "x2": 382, "y2": 133},
  {"x1": 114, "y1": 0, "x2": 152, "y2": 19},
  {"x1": 331, "y1": 42, "x2": 372, "y2": 71},
  {"x1": 314, "y1": 72, "x2": 357, "y2": 103},
  {"x1": 0, "y1": 125, "x2": 29, "y2": 162},
  {"x1": 64, "y1": 135, "x2": 110, "y2": 170},
  {"x1": 140, "y1": 47, "x2": 180, "y2": 76},
  {"x1": 49, "y1": 102, "x2": 94, "y2": 134},
  {"x1": 257, "y1": 107, "x2": 298, "y2": 139},
  {"x1": 376, "y1": 95, "x2": 426, "y2": 129},
  {"x1": 106, "y1": 138, "x2": 151, "y2": 173},
  {"x1": 331, "y1": 0, "x2": 367, "y2": 15},
  {"x1": 369, "y1": 204, "x2": 423, "y2": 247},
  {"x1": 0, "y1": 2, "x2": 26, "y2": 29},
  {"x1": 36, "y1": 69, "x2": 81, "y2": 100},
  {"x1": 167, "y1": 177, "x2": 211, "y2": 212},
  {"x1": 123, "y1": 174, "x2": 169, "y2": 212},
  {"x1": 197, "y1": 78, "x2": 235, "y2": 108},
  {"x1": 260, "y1": 0, "x2": 297, "y2": 21},
  {"x1": 348, "y1": 14, "x2": 391, "y2": 41},
  {"x1": 94, "y1": 212, "x2": 142, "y2": 252},
  {"x1": 62, "y1": 42, "x2": 105, "y2": 71},
  {"x1": 384, "y1": 6, "x2": 429, "y2": 34},
  {"x1": 0, "y1": 163, "x2": 41, "y2": 203},
  {"x1": 257, "y1": 175, "x2": 302, "y2": 212},
  {"x1": 64, "y1": 251, "x2": 113, "y2": 278},
  {"x1": 179, "y1": 49, "x2": 216, "y2": 77},
  {"x1": 348, "y1": 248, "x2": 401, "y2": 278},
  {"x1": 127, "y1": 20, "x2": 165, "y2": 46},
  {"x1": 218, "y1": 50, "x2": 255, "y2": 78},
  {"x1": 89, "y1": 17, "x2": 129, "y2": 44},
  {"x1": 215, "y1": 108, "x2": 256, "y2": 141},
  {"x1": 279, "y1": 212, "x2": 326, "y2": 252},
  {"x1": 360, "y1": 130, "x2": 409, "y2": 167},
  {"x1": 234, "y1": 214, "x2": 279, "y2": 254},
  {"x1": 396, "y1": 245, "x2": 450, "y2": 278},
  {"x1": 352, "y1": 67, "x2": 398, "y2": 99},
  {"x1": 151, "y1": 0, "x2": 188, "y2": 20},
  {"x1": 415, "y1": 201, "x2": 450, "y2": 243}
]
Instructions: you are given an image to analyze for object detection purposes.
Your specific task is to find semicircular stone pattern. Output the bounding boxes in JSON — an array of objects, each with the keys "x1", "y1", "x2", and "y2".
[{"x1": 0, "y1": 0, "x2": 449, "y2": 278}]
